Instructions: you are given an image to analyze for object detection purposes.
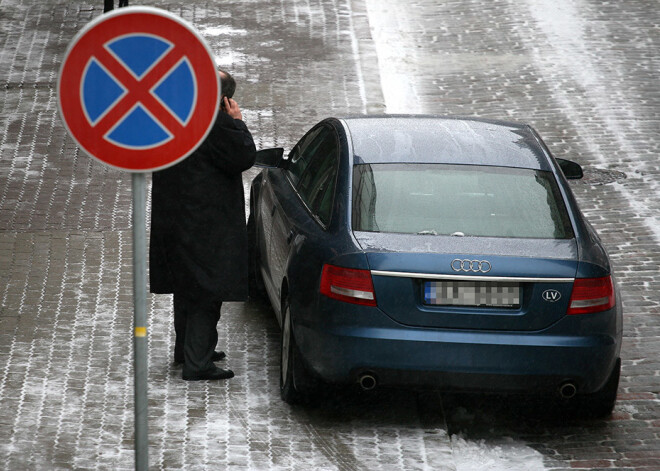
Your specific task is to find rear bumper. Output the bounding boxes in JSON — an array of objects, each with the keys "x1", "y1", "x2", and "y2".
[{"x1": 295, "y1": 306, "x2": 621, "y2": 395}]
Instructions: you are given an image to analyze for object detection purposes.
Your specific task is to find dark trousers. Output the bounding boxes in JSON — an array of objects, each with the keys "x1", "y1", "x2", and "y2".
[
  {"x1": 103, "y1": 0, "x2": 128, "y2": 12},
  {"x1": 173, "y1": 291, "x2": 222, "y2": 375}
]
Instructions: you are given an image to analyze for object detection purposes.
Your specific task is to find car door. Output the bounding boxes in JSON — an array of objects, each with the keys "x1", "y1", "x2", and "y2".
[
  {"x1": 269, "y1": 124, "x2": 340, "y2": 307},
  {"x1": 258, "y1": 127, "x2": 322, "y2": 301}
]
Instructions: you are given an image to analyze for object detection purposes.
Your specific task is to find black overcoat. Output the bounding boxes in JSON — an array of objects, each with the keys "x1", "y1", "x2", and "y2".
[{"x1": 149, "y1": 111, "x2": 256, "y2": 301}]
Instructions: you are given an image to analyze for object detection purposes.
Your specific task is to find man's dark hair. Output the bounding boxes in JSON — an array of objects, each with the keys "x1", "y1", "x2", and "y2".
[{"x1": 218, "y1": 69, "x2": 236, "y2": 99}]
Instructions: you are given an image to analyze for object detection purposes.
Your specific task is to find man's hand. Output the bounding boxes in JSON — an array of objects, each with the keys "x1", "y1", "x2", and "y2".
[{"x1": 223, "y1": 97, "x2": 243, "y2": 121}]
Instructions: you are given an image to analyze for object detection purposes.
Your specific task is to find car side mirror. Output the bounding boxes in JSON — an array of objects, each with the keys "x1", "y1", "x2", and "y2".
[
  {"x1": 557, "y1": 158, "x2": 584, "y2": 180},
  {"x1": 255, "y1": 148, "x2": 285, "y2": 168}
]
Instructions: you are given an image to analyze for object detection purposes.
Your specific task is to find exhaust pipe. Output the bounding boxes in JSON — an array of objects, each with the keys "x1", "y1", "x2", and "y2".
[
  {"x1": 558, "y1": 381, "x2": 577, "y2": 399},
  {"x1": 358, "y1": 373, "x2": 377, "y2": 391}
]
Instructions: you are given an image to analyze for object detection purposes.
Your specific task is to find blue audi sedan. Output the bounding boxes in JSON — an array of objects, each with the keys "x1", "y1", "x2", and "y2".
[{"x1": 248, "y1": 115, "x2": 622, "y2": 416}]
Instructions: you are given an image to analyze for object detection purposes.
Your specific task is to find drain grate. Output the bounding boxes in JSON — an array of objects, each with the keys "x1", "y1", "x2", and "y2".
[{"x1": 574, "y1": 168, "x2": 627, "y2": 185}]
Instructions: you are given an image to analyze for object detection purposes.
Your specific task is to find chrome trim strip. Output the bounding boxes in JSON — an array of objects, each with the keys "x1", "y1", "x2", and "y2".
[{"x1": 371, "y1": 270, "x2": 574, "y2": 283}]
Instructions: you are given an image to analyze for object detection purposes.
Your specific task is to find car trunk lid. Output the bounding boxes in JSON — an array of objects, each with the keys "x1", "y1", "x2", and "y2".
[{"x1": 355, "y1": 232, "x2": 578, "y2": 331}]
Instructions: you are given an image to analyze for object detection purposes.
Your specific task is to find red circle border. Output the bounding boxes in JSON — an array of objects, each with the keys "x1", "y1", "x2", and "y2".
[{"x1": 58, "y1": 8, "x2": 219, "y2": 172}]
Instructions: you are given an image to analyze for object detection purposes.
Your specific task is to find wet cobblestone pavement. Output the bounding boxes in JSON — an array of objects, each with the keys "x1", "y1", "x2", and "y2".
[{"x1": 0, "y1": 0, "x2": 658, "y2": 470}]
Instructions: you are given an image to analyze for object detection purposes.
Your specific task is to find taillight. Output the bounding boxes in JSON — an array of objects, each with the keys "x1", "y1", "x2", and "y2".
[
  {"x1": 567, "y1": 276, "x2": 615, "y2": 315},
  {"x1": 320, "y1": 264, "x2": 377, "y2": 306}
]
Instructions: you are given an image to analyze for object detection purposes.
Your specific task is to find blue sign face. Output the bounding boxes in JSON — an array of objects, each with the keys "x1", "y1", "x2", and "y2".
[{"x1": 81, "y1": 34, "x2": 196, "y2": 150}]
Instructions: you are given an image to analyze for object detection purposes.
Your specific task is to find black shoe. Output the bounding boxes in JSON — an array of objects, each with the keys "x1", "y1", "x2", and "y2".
[
  {"x1": 212, "y1": 351, "x2": 226, "y2": 362},
  {"x1": 174, "y1": 351, "x2": 226, "y2": 364},
  {"x1": 182, "y1": 367, "x2": 234, "y2": 381}
]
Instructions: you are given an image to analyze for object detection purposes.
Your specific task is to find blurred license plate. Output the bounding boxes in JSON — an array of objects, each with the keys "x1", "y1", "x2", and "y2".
[{"x1": 424, "y1": 281, "x2": 520, "y2": 308}]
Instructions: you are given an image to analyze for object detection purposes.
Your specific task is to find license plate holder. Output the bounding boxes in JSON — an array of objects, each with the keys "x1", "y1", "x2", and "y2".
[{"x1": 423, "y1": 280, "x2": 520, "y2": 308}]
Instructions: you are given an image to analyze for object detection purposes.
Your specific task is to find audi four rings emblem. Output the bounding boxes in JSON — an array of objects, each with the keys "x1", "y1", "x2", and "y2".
[{"x1": 451, "y1": 259, "x2": 492, "y2": 273}]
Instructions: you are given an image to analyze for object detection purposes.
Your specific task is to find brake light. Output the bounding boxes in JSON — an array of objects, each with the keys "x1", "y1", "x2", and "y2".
[
  {"x1": 320, "y1": 264, "x2": 377, "y2": 306},
  {"x1": 567, "y1": 276, "x2": 615, "y2": 315}
]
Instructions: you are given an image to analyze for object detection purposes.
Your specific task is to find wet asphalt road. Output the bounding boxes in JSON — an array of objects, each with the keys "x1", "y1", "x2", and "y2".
[{"x1": 0, "y1": 0, "x2": 659, "y2": 470}]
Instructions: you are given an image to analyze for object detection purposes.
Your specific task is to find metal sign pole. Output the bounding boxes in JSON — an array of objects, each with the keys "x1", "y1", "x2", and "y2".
[{"x1": 131, "y1": 172, "x2": 149, "y2": 471}]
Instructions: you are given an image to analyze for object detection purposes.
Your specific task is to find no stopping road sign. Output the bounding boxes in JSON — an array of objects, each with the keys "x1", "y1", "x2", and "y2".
[
  {"x1": 57, "y1": 8, "x2": 222, "y2": 469},
  {"x1": 58, "y1": 7, "x2": 220, "y2": 172}
]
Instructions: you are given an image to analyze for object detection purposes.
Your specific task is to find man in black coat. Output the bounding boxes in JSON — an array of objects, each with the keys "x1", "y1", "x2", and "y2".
[{"x1": 149, "y1": 70, "x2": 256, "y2": 380}]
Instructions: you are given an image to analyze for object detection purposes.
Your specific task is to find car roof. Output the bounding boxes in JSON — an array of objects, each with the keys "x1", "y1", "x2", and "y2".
[{"x1": 340, "y1": 115, "x2": 552, "y2": 171}]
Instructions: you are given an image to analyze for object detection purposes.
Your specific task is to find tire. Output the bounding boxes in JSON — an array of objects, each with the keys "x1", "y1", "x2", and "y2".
[
  {"x1": 247, "y1": 210, "x2": 266, "y2": 301},
  {"x1": 580, "y1": 358, "x2": 621, "y2": 418},
  {"x1": 564, "y1": 358, "x2": 621, "y2": 418},
  {"x1": 280, "y1": 302, "x2": 315, "y2": 404}
]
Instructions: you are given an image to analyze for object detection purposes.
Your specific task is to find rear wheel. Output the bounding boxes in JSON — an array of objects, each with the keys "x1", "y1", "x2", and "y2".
[
  {"x1": 564, "y1": 358, "x2": 620, "y2": 418},
  {"x1": 580, "y1": 358, "x2": 621, "y2": 418},
  {"x1": 280, "y1": 302, "x2": 315, "y2": 404}
]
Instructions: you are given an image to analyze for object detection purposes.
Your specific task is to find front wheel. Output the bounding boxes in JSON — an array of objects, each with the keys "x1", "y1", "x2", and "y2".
[
  {"x1": 247, "y1": 209, "x2": 266, "y2": 301},
  {"x1": 280, "y1": 302, "x2": 315, "y2": 404}
]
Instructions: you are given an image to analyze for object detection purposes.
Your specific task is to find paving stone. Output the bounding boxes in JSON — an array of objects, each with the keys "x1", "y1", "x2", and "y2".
[{"x1": 0, "y1": 0, "x2": 658, "y2": 470}]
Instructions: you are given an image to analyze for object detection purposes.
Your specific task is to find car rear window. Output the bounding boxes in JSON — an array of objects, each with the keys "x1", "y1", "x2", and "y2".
[{"x1": 352, "y1": 164, "x2": 574, "y2": 239}]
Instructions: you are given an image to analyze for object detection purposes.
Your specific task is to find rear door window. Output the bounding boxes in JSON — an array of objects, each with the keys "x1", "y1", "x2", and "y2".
[
  {"x1": 297, "y1": 126, "x2": 339, "y2": 226},
  {"x1": 286, "y1": 126, "x2": 327, "y2": 188}
]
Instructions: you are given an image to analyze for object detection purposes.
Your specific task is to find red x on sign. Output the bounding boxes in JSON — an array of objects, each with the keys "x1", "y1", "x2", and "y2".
[{"x1": 58, "y1": 7, "x2": 220, "y2": 172}]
